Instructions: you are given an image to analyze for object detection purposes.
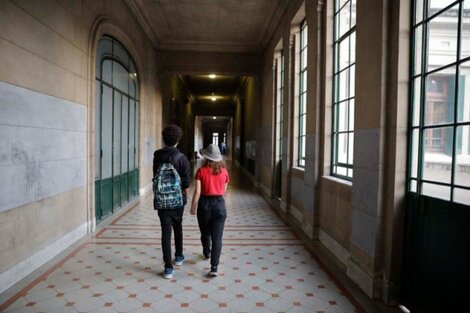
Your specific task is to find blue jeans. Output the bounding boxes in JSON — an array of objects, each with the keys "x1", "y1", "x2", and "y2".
[
  {"x1": 157, "y1": 207, "x2": 184, "y2": 269},
  {"x1": 197, "y1": 196, "x2": 227, "y2": 267}
]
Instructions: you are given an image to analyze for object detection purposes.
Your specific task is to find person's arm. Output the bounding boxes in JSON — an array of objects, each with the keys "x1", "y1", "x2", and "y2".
[
  {"x1": 190, "y1": 180, "x2": 201, "y2": 215},
  {"x1": 224, "y1": 183, "x2": 228, "y2": 193}
]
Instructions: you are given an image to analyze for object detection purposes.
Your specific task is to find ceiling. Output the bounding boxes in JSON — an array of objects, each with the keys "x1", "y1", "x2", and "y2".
[
  {"x1": 180, "y1": 74, "x2": 243, "y2": 104},
  {"x1": 127, "y1": 0, "x2": 290, "y2": 53}
]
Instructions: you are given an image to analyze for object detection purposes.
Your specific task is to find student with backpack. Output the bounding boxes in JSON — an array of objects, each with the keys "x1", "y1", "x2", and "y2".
[
  {"x1": 190, "y1": 144, "x2": 229, "y2": 277},
  {"x1": 153, "y1": 125, "x2": 191, "y2": 279}
]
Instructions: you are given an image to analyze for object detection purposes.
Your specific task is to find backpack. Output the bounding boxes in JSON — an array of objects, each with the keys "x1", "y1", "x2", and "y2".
[{"x1": 153, "y1": 153, "x2": 184, "y2": 209}]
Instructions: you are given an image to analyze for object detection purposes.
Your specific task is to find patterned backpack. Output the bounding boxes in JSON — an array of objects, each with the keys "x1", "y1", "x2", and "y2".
[{"x1": 153, "y1": 153, "x2": 184, "y2": 209}]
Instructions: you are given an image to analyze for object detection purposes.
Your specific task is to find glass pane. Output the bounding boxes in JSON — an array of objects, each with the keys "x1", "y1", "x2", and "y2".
[
  {"x1": 348, "y1": 132, "x2": 354, "y2": 165},
  {"x1": 337, "y1": 166, "x2": 347, "y2": 176},
  {"x1": 415, "y1": 0, "x2": 424, "y2": 23},
  {"x1": 454, "y1": 188, "x2": 470, "y2": 205},
  {"x1": 301, "y1": 48, "x2": 308, "y2": 71},
  {"x1": 411, "y1": 128, "x2": 420, "y2": 178},
  {"x1": 425, "y1": 68, "x2": 456, "y2": 125},
  {"x1": 414, "y1": 25, "x2": 423, "y2": 76},
  {"x1": 338, "y1": 101, "x2": 348, "y2": 132},
  {"x1": 461, "y1": 1, "x2": 470, "y2": 59},
  {"x1": 95, "y1": 81, "x2": 101, "y2": 179},
  {"x1": 338, "y1": 38, "x2": 350, "y2": 71},
  {"x1": 337, "y1": 133, "x2": 348, "y2": 163},
  {"x1": 300, "y1": 135, "x2": 306, "y2": 160},
  {"x1": 458, "y1": 62, "x2": 470, "y2": 122},
  {"x1": 113, "y1": 40, "x2": 129, "y2": 68},
  {"x1": 336, "y1": 2, "x2": 351, "y2": 39},
  {"x1": 102, "y1": 60, "x2": 112, "y2": 84},
  {"x1": 410, "y1": 179, "x2": 417, "y2": 192},
  {"x1": 350, "y1": 31, "x2": 356, "y2": 63},
  {"x1": 427, "y1": 4, "x2": 459, "y2": 70},
  {"x1": 422, "y1": 182, "x2": 450, "y2": 200},
  {"x1": 350, "y1": 64, "x2": 355, "y2": 97},
  {"x1": 96, "y1": 37, "x2": 112, "y2": 79},
  {"x1": 347, "y1": 168, "x2": 353, "y2": 177},
  {"x1": 422, "y1": 127, "x2": 453, "y2": 183},
  {"x1": 302, "y1": 24, "x2": 308, "y2": 48},
  {"x1": 301, "y1": 72, "x2": 307, "y2": 93},
  {"x1": 338, "y1": 68, "x2": 349, "y2": 101},
  {"x1": 113, "y1": 61, "x2": 129, "y2": 94},
  {"x1": 102, "y1": 85, "x2": 113, "y2": 179},
  {"x1": 413, "y1": 77, "x2": 422, "y2": 126},
  {"x1": 113, "y1": 91, "x2": 121, "y2": 176},
  {"x1": 455, "y1": 125, "x2": 470, "y2": 185},
  {"x1": 129, "y1": 78, "x2": 136, "y2": 99},
  {"x1": 301, "y1": 92, "x2": 307, "y2": 115},
  {"x1": 122, "y1": 96, "x2": 129, "y2": 174},
  {"x1": 428, "y1": 0, "x2": 457, "y2": 13},
  {"x1": 129, "y1": 100, "x2": 135, "y2": 170},
  {"x1": 349, "y1": 99, "x2": 355, "y2": 130},
  {"x1": 351, "y1": 0, "x2": 356, "y2": 28},
  {"x1": 335, "y1": 0, "x2": 348, "y2": 13}
]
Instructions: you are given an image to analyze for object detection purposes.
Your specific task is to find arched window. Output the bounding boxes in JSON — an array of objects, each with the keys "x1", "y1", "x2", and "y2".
[{"x1": 95, "y1": 36, "x2": 139, "y2": 222}]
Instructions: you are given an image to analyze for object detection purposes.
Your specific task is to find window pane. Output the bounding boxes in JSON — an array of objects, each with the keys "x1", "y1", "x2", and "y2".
[
  {"x1": 337, "y1": 102, "x2": 348, "y2": 132},
  {"x1": 113, "y1": 61, "x2": 129, "y2": 94},
  {"x1": 425, "y1": 68, "x2": 455, "y2": 126},
  {"x1": 410, "y1": 179, "x2": 417, "y2": 192},
  {"x1": 461, "y1": 2, "x2": 470, "y2": 60},
  {"x1": 336, "y1": 2, "x2": 351, "y2": 39},
  {"x1": 422, "y1": 182, "x2": 450, "y2": 200},
  {"x1": 350, "y1": 64, "x2": 355, "y2": 97},
  {"x1": 337, "y1": 133, "x2": 348, "y2": 163},
  {"x1": 113, "y1": 91, "x2": 121, "y2": 176},
  {"x1": 347, "y1": 168, "x2": 353, "y2": 177},
  {"x1": 129, "y1": 100, "x2": 135, "y2": 170},
  {"x1": 348, "y1": 132, "x2": 354, "y2": 165},
  {"x1": 113, "y1": 40, "x2": 129, "y2": 68},
  {"x1": 102, "y1": 85, "x2": 113, "y2": 179},
  {"x1": 428, "y1": 0, "x2": 457, "y2": 13},
  {"x1": 95, "y1": 81, "x2": 101, "y2": 179},
  {"x1": 338, "y1": 69, "x2": 349, "y2": 101},
  {"x1": 335, "y1": 0, "x2": 348, "y2": 13},
  {"x1": 350, "y1": 32, "x2": 356, "y2": 62},
  {"x1": 422, "y1": 127, "x2": 453, "y2": 183},
  {"x1": 338, "y1": 38, "x2": 350, "y2": 71},
  {"x1": 349, "y1": 100, "x2": 355, "y2": 130},
  {"x1": 414, "y1": 25, "x2": 423, "y2": 75},
  {"x1": 413, "y1": 77, "x2": 422, "y2": 126},
  {"x1": 336, "y1": 166, "x2": 347, "y2": 176},
  {"x1": 96, "y1": 38, "x2": 112, "y2": 79},
  {"x1": 301, "y1": 72, "x2": 307, "y2": 93},
  {"x1": 457, "y1": 62, "x2": 470, "y2": 123},
  {"x1": 351, "y1": 0, "x2": 356, "y2": 27},
  {"x1": 411, "y1": 128, "x2": 420, "y2": 178},
  {"x1": 455, "y1": 125, "x2": 470, "y2": 185},
  {"x1": 415, "y1": 0, "x2": 424, "y2": 23},
  {"x1": 102, "y1": 60, "x2": 112, "y2": 84},
  {"x1": 454, "y1": 188, "x2": 470, "y2": 205},
  {"x1": 427, "y1": 4, "x2": 459, "y2": 70},
  {"x1": 122, "y1": 96, "x2": 129, "y2": 174}
]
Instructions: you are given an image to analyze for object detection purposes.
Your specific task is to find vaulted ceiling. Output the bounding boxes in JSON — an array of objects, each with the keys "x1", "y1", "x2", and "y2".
[{"x1": 127, "y1": 0, "x2": 290, "y2": 53}]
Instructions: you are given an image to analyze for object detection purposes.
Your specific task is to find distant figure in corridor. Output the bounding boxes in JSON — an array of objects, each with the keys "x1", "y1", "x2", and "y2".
[
  {"x1": 220, "y1": 141, "x2": 227, "y2": 155},
  {"x1": 153, "y1": 125, "x2": 191, "y2": 279},
  {"x1": 190, "y1": 144, "x2": 229, "y2": 277}
]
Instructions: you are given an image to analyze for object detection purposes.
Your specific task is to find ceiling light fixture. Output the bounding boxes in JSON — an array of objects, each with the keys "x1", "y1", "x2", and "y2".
[
  {"x1": 211, "y1": 92, "x2": 216, "y2": 101},
  {"x1": 209, "y1": 74, "x2": 216, "y2": 79},
  {"x1": 213, "y1": 116, "x2": 217, "y2": 120}
]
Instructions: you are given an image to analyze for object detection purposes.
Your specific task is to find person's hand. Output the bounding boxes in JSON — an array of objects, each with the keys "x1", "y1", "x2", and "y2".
[{"x1": 190, "y1": 208, "x2": 196, "y2": 215}]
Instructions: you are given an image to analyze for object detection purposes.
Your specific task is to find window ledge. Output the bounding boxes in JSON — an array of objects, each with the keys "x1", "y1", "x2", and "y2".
[{"x1": 321, "y1": 175, "x2": 352, "y2": 187}]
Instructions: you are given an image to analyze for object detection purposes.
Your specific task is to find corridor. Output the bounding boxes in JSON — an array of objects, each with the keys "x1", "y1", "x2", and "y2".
[{"x1": 0, "y1": 164, "x2": 361, "y2": 313}]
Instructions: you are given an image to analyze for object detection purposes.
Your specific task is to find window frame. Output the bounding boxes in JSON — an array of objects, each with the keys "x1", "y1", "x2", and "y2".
[{"x1": 297, "y1": 19, "x2": 308, "y2": 168}]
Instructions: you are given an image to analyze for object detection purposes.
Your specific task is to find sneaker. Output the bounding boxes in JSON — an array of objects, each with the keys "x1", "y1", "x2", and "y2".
[
  {"x1": 203, "y1": 253, "x2": 210, "y2": 260},
  {"x1": 175, "y1": 255, "x2": 185, "y2": 266},
  {"x1": 209, "y1": 266, "x2": 218, "y2": 277},
  {"x1": 163, "y1": 267, "x2": 174, "y2": 279}
]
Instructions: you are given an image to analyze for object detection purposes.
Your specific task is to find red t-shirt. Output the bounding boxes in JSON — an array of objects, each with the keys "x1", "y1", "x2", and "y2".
[{"x1": 195, "y1": 166, "x2": 229, "y2": 196}]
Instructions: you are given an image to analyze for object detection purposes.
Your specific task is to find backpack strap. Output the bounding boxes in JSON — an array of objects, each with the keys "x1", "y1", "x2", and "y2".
[{"x1": 169, "y1": 152, "x2": 184, "y2": 165}]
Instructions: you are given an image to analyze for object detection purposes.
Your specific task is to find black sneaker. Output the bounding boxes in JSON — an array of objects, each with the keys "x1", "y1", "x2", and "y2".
[{"x1": 209, "y1": 266, "x2": 218, "y2": 277}]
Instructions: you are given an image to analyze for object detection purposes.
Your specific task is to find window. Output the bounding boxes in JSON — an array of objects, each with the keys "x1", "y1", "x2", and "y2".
[
  {"x1": 276, "y1": 51, "x2": 285, "y2": 161},
  {"x1": 95, "y1": 36, "x2": 140, "y2": 221},
  {"x1": 410, "y1": 0, "x2": 470, "y2": 204},
  {"x1": 298, "y1": 19, "x2": 308, "y2": 167},
  {"x1": 331, "y1": 0, "x2": 356, "y2": 179},
  {"x1": 212, "y1": 132, "x2": 219, "y2": 145}
]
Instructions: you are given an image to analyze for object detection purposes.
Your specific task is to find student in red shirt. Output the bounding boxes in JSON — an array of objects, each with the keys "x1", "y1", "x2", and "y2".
[{"x1": 190, "y1": 144, "x2": 229, "y2": 277}]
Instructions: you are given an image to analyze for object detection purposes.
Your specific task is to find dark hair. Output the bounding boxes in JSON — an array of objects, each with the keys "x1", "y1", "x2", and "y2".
[
  {"x1": 203, "y1": 159, "x2": 226, "y2": 175},
  {"x1": 162, "y1": 125, "x2": 183, "y2": 146}
]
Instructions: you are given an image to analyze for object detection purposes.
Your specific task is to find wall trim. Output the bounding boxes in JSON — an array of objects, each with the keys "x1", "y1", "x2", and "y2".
[
  {"x1": 347, "y1": 257, "x2": 377, "y2": 298},
  {"x1": 319, "y1": 229, "x2": 350, "y2": 266},
  {"x1": 0, "y1": 223, "x2": 87, "y2": 294},
  {"x1": 258, "y1": 183, "x2": 272, "y2": 199},
  {"x1": 289, "y1": 204, "x2": 303, "y2": 223},
  {"x1": 280, "y1": 199, "x2": 288, "y2": 213}
]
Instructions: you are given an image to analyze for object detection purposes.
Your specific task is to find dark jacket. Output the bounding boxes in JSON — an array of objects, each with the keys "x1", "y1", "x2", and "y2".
[{"x1": 153, "y1": 146, "x2": 191, "y2": 191}]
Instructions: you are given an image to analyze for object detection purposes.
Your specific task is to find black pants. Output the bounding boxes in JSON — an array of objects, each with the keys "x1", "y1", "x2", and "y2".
[
  {"x1": 197, "y1": 196, "x2": 227, "y2": 267},
  {"x1": 157, "y1": 207, "x2": 184, "y2": 269}
]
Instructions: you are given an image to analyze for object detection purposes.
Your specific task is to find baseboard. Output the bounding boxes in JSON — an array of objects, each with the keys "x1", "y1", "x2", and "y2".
[
  {"x1": 319, "y1": 229, "x2": 350, "y2": 266},
  {"x1": 289, "y1": 205, "x2": 303, "y2": 224},
  {"x1": 347, "y1": 257, "x2": 377, "y2": 298},
  {"x1": 0, "y1": 222, "x2": 88, "y2": 293}
]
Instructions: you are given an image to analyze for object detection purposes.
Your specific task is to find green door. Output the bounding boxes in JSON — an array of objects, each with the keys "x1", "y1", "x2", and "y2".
[
  {"x1": 403, "y1": 1, "x2": 470, "y2": 311},
  {"x1": 95, "y1": 36, "x2": 140, "y2": 223}
]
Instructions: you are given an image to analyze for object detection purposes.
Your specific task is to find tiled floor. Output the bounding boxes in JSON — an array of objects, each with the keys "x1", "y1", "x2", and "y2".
[{"x1": 0, "y1": 164, "x2": 363, "y2": 313}]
